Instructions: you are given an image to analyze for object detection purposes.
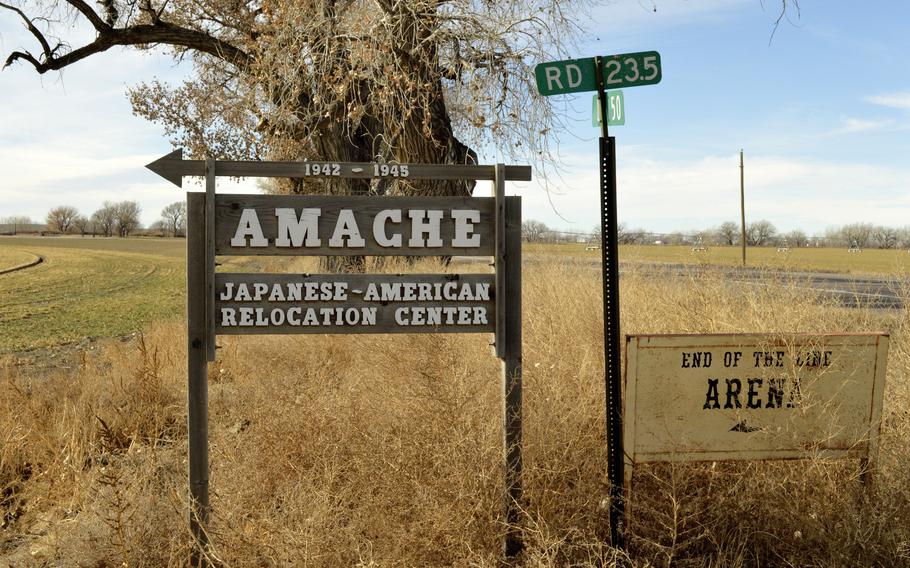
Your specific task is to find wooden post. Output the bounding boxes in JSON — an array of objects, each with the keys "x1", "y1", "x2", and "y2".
[
  {"x1": 494, "y1": 165, "x2": 507, "y2": 360},
  {"x1": 498, "y1": 163, "x2": 523, "y2": 556},
  {"x1": 740, "y1": 149, "x2": 746, "y2": 267},
  {"x1": 205, "y1": 159, "x2": 217, "y2": 362},
  {"x1": 186, "y1": 192, "x2": 210, "y2": 566}
]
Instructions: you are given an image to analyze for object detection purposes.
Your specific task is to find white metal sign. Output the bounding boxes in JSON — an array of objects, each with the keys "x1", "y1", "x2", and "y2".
[{"x1": 624, "y1": 333, "x2": 889, "y2": 464}]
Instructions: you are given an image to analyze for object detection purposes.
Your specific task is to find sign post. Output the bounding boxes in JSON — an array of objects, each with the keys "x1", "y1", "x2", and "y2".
[
  {"x1": 535, "y1": 50, "x2": 662, "y2": 550},
  {"x1": 149, "y1": 152, "x2": 531, "y2": 563},
  {"x1": 593, "y1": 54, "x2": 626, "y2": 551},
  {"x1": 185, "y1": 192, "x2": 209, "y2": 563}
]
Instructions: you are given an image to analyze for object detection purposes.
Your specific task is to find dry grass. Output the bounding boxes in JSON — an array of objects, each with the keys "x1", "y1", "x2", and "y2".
[
  {"x1": 526, "y1": 243, "x2": 910, "y2": 276},
  {"x1": 2, "y1": 261, "x2": 910, "y2": 566}
]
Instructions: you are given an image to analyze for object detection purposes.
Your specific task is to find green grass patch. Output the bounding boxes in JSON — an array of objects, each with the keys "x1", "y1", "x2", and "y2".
[{"x1": 0, "y1": 237, "x2": 185, "y2": 352}]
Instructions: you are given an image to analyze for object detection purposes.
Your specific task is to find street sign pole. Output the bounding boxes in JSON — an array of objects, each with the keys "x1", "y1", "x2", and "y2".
[
  {"x1": 594, "y1": 55, "x2": 625, "y2": 551},
  {"x1": 536, "y1": 49, "x2": 659, "y2": 552}
]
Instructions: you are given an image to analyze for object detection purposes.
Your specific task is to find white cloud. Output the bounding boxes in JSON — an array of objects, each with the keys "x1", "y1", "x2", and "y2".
[
  {"x1": 0, "y1": 26, "x2": 204, "y2": 226},
  {"x1": 521, "y1": 150, "x2": 910, "y2": 235},
  {"x1": 830, "y1": 118, "x2": 893, "y2": 135},
  {"x1": 866, "y1": 92, "x2": 910, "y2": 110}
]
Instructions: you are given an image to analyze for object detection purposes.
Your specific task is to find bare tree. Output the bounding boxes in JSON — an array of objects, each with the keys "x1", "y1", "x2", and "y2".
[
  {"x1": 872, "y1": 225, "x2": 899, "y2": 249},
  {"x1": 823, "y1": 226, "x2": 847, "y2": 248},
  {"x1": 746, "y1": 219, "x2": 777, "y2": 246},
  {"x1": 46, "y1": 205, "x2": 80, "y2": 233},
  {"x1": 783, "y1": 229, "x2": 807, "y2": 248},
  {"x1": 113, "y1": 201, "x2": 142, "y2": 237},
  {"x1": 2, "y1": 0, "x2": 598, "y2": 271},
  {"x1": 841, "y1": 223, "x2": 874, "y2": 248},
  {"x1": 521, "y1": 220, "x2": 549, "y2": 243},
  {"x1": 590, "y1": 225, "x2": 602, "y2": 244},
  {"x1": 717, "y1": 221, "x2": 739, "y2": 246},
  {"x1": 898, "y1": 227, "x2": 910, "y2": 249},
  {"x1": 627, "y1": 228, "x2": 649, "y2": 245},
  {"x1": 160, "y1": 201, "x2": 187, "y2": 237},
  {"x1": 1, "y1": 0, "x2": 582, "y2": 194},
  {"x1": 149, "y1": 219, "x2": 168, "y2": 237},
  {"x1": 0, "y1": 215, "x2": 34, "y2": 234},
  {"x1": 72, "y1": 215, "x2": 90, "y2": 236},
  {"x1": 91, "y1": 202, "x2": 118, "y2": 237}
]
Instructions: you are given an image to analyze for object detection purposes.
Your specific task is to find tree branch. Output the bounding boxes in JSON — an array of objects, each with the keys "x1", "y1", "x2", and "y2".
[
  {"x1": 2, "y1": 17, "x2": 252, "y2": 73},
  {"x1": 0, "y1": 0, "x2": 53, "y2": 60},
  {"x1": 66, "y1": 0, "x2": 112, "y2": 31}
]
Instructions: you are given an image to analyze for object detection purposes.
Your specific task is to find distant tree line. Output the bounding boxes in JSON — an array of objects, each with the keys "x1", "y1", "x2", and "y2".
[
  {"x1": 521, "y1": 219, "x2": 910, "y2": 249},
  {"x1": 3, "y1": 201, "x2": 187, "y2": 237}
]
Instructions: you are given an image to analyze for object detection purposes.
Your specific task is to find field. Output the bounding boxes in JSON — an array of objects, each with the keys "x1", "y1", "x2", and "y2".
[
  {"x1": 2, "y1": 237, "x2": 910, "y2": 565},
  {"x1": 0, "y1": 236, "x2": 185, "y2": 352},
  {"x1": 527, "y1": 243, "x2": 910, "y2": 275},
  {"x1": 0, "y1": 248, "x2": 40, "y2": 272}
]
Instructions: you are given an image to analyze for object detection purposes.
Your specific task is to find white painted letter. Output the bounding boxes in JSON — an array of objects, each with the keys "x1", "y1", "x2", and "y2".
[
  {"x1": 373, "y1": 209, "x2": 402, "y2": 248},
  {"x1": 329, "y1": 210, "x2": 366, "y2": 248},
  {"x1": 566, "y1": 64, "x2": 583, "y2": 88},
  {"x1": 451, "y1": 209, "x2": 481, "y2": 247},
  {"x1": 221, "y1": 308, "x2": 237, "y2": 327},
  {"x1": 275, "y1": 208, "x2": 321, "y2": 247},
  {"x1": 545, "y1": 67, "x2": 563, "y2": 90},
  {"x1": 220, "y1": 282, "x2": 234, "y2": 301},
  {"x1": 408, "y1": 210, "x2": 444, "y2": 248},
  {"x1": 230, "y1": 209, "x2": 268, "y2": 247}
]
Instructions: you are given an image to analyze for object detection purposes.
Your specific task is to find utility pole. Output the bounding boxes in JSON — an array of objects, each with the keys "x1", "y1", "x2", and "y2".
[{"x1": 740, "y1": 149, "x2": 746, "y2": 266}]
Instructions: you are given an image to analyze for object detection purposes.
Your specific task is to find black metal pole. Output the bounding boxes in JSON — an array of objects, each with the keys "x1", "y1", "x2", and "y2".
[
  {"x1": 595, "y1": 56, "x2": 610, "y2": 140},
  {"x1": 594, "y1": 56, "x2": 625, "y2": 551}
]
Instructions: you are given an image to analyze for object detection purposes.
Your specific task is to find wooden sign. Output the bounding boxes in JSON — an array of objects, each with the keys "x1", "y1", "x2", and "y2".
[
  {"x1": 216, "y1": 194, "x2": 495, "y2": 256},
  {"x1": 215, "y1": 273, "x2": 495, "y2": 334},
  {"x1": 624, "y1": 333, "x2": 889, "y2": 465},
  {"x1": 146, "y1": 148, "x2": 532, "y2": 187},
  {"x1": 159, "y1": 153, "x2": 528, "y2": 563}
]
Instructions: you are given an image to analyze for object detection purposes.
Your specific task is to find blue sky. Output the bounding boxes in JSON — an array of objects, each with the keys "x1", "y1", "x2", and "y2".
[{"x1": 1, "y1": 0, "x2": 908, "y2": 236}]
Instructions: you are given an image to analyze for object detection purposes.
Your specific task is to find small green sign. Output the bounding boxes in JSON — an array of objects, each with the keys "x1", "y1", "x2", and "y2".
[
  {"x1": 535, "y1": 51, "x2": 662, "y2": 96},
  {"x1": 592, "y1": 91, "x2": 625, "y2": 127}
]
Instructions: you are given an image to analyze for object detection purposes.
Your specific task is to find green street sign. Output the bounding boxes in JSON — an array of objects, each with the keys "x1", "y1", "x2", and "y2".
[
  {"x1": 535, "y1": 58, "x2": 596, "y2": 96},
  {"x1": 592, "y1": 92, "x2": 625, "y2": 127},
  {"x1": 535, "y1": 51, "x2": 662, "y2": 96}
]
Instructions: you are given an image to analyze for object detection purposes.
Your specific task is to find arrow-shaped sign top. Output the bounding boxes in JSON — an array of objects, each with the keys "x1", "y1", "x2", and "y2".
[
  {"x1": 145, "y1": 149, "x2": 198, "y2": 187},
  {"x1": 145, "y1": 149, "x2": 532, "y2": 188}
]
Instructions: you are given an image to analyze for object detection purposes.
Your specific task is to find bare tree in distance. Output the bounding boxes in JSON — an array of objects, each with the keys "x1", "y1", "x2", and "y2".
[
  {"x1": 898, "y1": 227, "x2": 910, "y2": 249},
  {"x1": 72, "y1": 215, "x2": 90, "y2": 236},
  {"x1": 113, "y1": 201, "x2": 142, "y2": 237},
  {"x1": 617, "y1": 224, "x2": 647, "y2": 245},
  {"x1": 872, "y1": 225, "x2": 899, "y2": 249},
  {"x1": 840, "y1": 223, "x2": 874, "y2": 249},
  {"x1": 149, "y1": 219, "x2": 169, "y2": 237},
  {"x1": 160, "y1": 201, "x2": 187, "y2": 237},
  {"x1": 746, "y1": 219, "x2": 777, "y2": 246},
  {"x1": 717, "y1": 221, "x2": 739, "y2": 246},
  {"x1": 521, "y1": 220, "x2": 549, "y2": 243},
  {"x1": 590, "y1": 225, "x2": 603, "y2": 244},
  {"x1": 783, "y1": 229, "x2": 808, "y2": 248},
  {"x1": 46, "y1": 205, "x2": 80, "y2": 234},
  {"x1": 1, "y1": 215, "x2": 35, "y2": 234},
  {"x1": 92, "y1": 202, "x2": 118, "y2": 237}
]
